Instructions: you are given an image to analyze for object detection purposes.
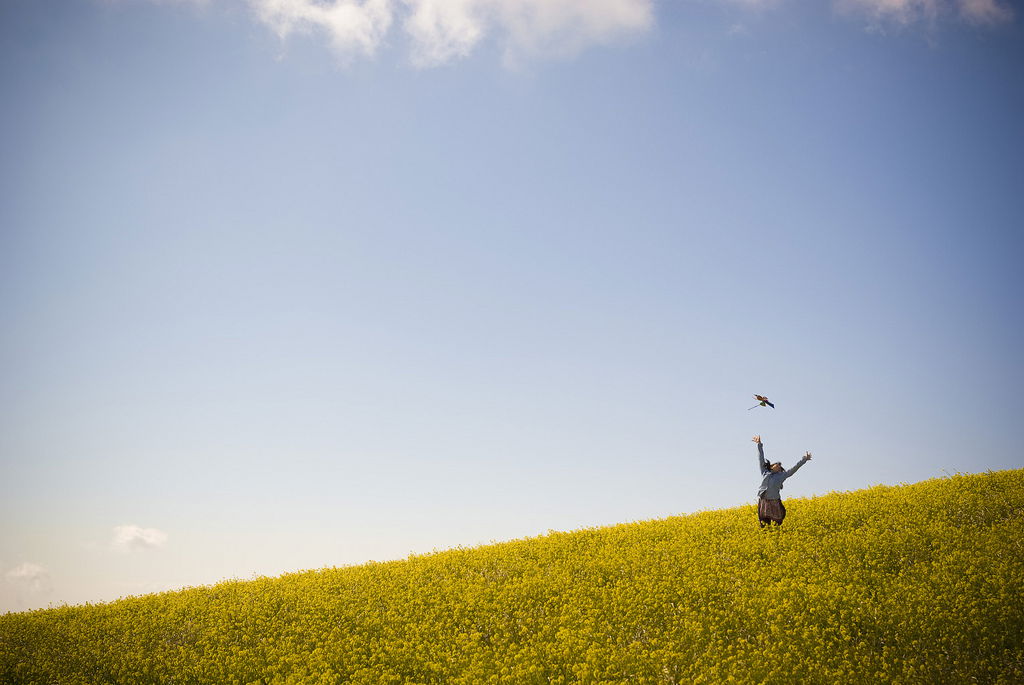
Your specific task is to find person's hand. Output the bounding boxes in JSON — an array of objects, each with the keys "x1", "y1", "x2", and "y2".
[
  {"x1": 804, "y1": 451, "x2": 812, "y2": 460},
  {"x1": 752, "y1": 435, "x2": 762, "y2": 444}
]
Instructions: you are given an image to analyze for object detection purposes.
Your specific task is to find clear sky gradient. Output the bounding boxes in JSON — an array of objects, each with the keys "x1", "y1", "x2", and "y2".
[{"x1": 2, "y1": 0, "x2": 1022, "y2": 612}]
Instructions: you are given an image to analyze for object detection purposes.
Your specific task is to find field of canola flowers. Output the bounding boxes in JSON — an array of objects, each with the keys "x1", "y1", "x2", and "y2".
[{"x1": 2, "y1": 468, "x2": 1023, "y2": 684}]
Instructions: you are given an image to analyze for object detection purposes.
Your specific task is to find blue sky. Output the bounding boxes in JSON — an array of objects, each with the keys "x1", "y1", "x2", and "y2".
[{"x1": 1, "y1": 0, "x2": 1022, "y2": 612}]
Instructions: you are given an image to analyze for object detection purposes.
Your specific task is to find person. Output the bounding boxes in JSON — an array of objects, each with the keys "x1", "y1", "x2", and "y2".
[{"x1": 752, "y1": 435, "x2": 811, "y2": 527}]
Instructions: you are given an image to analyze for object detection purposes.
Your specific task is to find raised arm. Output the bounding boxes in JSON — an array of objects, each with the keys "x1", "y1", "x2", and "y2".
[
  {"x1": 783, "y1": 451, "x2": 812, "y2": 478},
  {"x1": 753, "y1": 435, "x2": 768, "y2": 475}
]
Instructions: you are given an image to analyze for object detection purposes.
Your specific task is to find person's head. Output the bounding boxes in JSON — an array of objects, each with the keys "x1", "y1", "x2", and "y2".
[{"x1": 770, "y1": 462, "x2": 783, "y2": 473}]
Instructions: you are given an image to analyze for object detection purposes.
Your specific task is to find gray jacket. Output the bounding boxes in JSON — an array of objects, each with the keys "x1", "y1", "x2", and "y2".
[{"x1": 757, "y1": 442, "x2": 808, "y2": 499}]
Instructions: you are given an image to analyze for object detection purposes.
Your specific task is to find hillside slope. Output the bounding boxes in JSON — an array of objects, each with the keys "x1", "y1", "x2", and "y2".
[{"x1": 2, "y1": 470, "x2": 1023, "y2": 684}]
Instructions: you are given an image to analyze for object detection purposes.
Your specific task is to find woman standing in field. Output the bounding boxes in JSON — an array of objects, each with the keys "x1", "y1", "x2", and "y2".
[{"x1": 753, "y1": 435, "x2": 811, "y2": 527}]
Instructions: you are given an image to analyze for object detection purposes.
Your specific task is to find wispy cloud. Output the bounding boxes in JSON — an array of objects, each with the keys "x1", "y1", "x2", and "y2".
[
  {"x1": 956, "y1": 0, "x2": 1013, "y2": 24},
  {"x1": 403, "y1": 0, "x2": 486, "y2": 66},
  {"x1": 836, "y1": 0, "x2": 1013, "y2": 27},
  {"x1": 127, "y1": 0, "x2": 1015, "y2": 66},
  {"x1": 5, "y1": 562, "x2": 53, "y2": 596},
  {"x1": 2, "y1": 562, "x2": 53, "y2": 610},
  {"x1": 251, "y1": 0, "x2": 394, "y2": 59},
  {"x1": 408, "y1": 0, "x2": 654, "y2": 68},
  {"x1": 249, "y1": 0, "x2": 653, "y2": 66},
  {"x1": 112, "y1": 525, "x2": 169, "y2": 552}
]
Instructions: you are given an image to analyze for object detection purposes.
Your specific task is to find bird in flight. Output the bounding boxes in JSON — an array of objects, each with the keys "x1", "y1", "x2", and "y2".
[{"x1": 748, "y1": 395, "x2": 775, "y2": 410}]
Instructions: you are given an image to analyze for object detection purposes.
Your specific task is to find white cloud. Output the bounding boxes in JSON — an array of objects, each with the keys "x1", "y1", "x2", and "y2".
[
  {"x1": 132, "y1": 0, "x2": 1014, "y2": 67},
  {"x1": 248, "y1": 0, "x2": 653, "y2": 67},
  {"x1": 489, "y1": 0, "x2": 654, "y2": 66},
  {"x1": 5, "y1": 562, "x2": 52, "y2": 594},
  {"x1": 251, "y1": 0, "x2": 395, "y2": 60},
  {"x1": 112, "y1": 525, "x2": 169, "y2": 552},
  {"x1": 403, "y1": 0, "x2": 486, "y2": 66}
]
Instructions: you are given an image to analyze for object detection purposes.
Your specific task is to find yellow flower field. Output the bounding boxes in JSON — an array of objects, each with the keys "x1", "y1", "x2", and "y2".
[{"x1": 2, "y1": 469, "x2": 1023, "y2": 684}]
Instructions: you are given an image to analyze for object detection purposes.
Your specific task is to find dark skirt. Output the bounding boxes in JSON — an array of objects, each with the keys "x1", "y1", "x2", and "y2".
[{"x1": 758, "y1": 497, "x2": 786, "y2": 525}]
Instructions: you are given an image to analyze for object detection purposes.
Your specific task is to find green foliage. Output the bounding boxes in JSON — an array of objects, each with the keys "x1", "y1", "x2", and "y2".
[{"x1": 3, "y1": 470, "x2": 1023, "y2": 684}]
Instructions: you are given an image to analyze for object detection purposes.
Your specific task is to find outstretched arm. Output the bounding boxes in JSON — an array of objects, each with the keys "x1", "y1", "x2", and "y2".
[
  {"x1": 753, "y1": 435, "x2": 768, "y2": 474},
  {"x1": 784, "y1": 451, "x2": 812, "y2": 478}
]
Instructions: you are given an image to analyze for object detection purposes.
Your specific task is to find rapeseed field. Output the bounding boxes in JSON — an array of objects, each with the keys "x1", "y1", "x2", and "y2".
[{"x1": 2, "y1": 469, "x2": 1022, "y2": 684}]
